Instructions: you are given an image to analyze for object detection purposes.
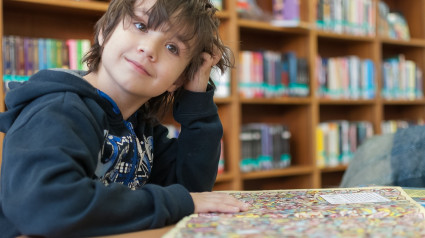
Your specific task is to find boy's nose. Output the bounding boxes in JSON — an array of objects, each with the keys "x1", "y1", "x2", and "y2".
[{"x1": 137, "y1": 37, "x2": 160, "y2": 62}]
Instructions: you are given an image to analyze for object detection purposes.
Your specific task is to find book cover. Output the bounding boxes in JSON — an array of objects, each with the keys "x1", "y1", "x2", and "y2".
[
  {"x1": 66, "y1": 39, "x2": 77, "y2": 70},
  {"x1": 23, "y1": 37, "x2": 34, "y2": 76},
  {"x1": 55, "y1": 40, "x2": 63, "y2": 68},
  {"x1": 32, "y1": 38, "x2": 39, "y2": 74},
  {"x1": 211, "y1": 0, "x2": 222, "y2": 11},
  {"x1": 316, "y1": 125, "x2": 326, "y2": 168},
  {"x1": 61, "y1": 39, "x2": 70, "y2": 69},
  {"x1": 15, "y1": 36, "x2": 25, "y2": 76},
  {"x1": 80, "y1": 39, "x2": 91, "y2": 70},
  {"x1": 218, "y1": 139, "x2": 225, "y2": 174},
  {"x1": 283, "y1": 51, "x2": 298, "y2": 96},
  {"x1": 45, "y1": 38, "x2": 54, "y2": 69},
  {"x1": 2, "y1": 36, "x2": 12, "y2": 76},
  {"x1": 76, "y1": 39, "x2": 83, "y2": 70},
  {"x1": 210, "y1": 66, "x2": 230, "y2": 98},
  {"x1": 38, "y1": 38, "x2": 48, "y2": 71}
]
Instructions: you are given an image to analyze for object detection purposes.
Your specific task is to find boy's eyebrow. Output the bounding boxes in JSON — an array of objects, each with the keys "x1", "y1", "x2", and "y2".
[
  {"x1": 134, "y1": 8, "x2": 150, "y2": 19},
  {"x1": 175, "y1": 34, "x2": 191, "y2": 50}
]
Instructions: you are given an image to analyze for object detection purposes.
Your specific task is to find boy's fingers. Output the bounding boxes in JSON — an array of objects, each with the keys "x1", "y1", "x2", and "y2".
[
  {"x1": 211, "y1": 46, "x2": 222, "y2": 66},
  {"x1": 191, "y1": 192, "x2": 250, "y2": 213}
]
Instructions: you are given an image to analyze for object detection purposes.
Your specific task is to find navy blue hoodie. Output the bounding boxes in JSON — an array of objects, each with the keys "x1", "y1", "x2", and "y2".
[{"x1": 0, "y1": 69, "x2": 222, "y2": 237}]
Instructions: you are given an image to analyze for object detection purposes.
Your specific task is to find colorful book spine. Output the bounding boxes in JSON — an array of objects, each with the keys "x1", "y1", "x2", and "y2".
[
  {"x1": 316, "y1": 120, "x2": 374, "y2": 167},
  {"x1": 271, "y1": 0, "x2": 300, "y2": 27},
  {"x1": 238, "y1": 50, "x2": 309, "y2": 98},
  {"x1": 210, "y1": 66, "x2": 231, "y2": 98},
  {"x1": 2, "y1": 36, "x2": 92, "y2": 92},
  {"x1": 218, "y1": 139, "x2": 225, "y2": 174},
  {"x1": 66, "y1": 39, "x2": 78, "y2": 70},
  {"x1": 381, "y1": 54, "x2": 423, "y2": 100},
  {"x1": 211, "y1": 0, "x2": 222, "y2": 11},
  {"x1": 38, "y1": 38, "x2": 47, "y2": 71},
  {"x1": 240, "y1": 123, "x2": 291, "y2": 172},
  {"x1": 316, "y1": 55, "x2": 376, "y2": 99},
  {"x1": 316, "y1": 0, "x2": 375, "y2": 36}
]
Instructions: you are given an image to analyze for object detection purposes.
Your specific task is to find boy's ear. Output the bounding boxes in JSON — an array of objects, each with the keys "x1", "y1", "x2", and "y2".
[
  {"x1": 167, "y1": 75, "x2": 185, "y2": 92},
  {"x1": 98, "y1": 29, "x2": 104, "y2": 46}
]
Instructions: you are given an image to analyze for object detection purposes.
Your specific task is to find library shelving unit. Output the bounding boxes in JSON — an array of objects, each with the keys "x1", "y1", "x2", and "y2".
[{"x1": 2, "y1": 0, "x2": 425, "y2": 190}]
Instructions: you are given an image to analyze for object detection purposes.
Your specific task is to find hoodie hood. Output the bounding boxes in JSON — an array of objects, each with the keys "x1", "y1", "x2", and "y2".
[{"x1": 0, "y1": 69, "x2": 101, "y2": 133}]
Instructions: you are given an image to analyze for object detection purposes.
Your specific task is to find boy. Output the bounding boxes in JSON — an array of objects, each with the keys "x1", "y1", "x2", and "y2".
[{"x1": 0, "y1": 0, "x2": 248, "y2": 237}]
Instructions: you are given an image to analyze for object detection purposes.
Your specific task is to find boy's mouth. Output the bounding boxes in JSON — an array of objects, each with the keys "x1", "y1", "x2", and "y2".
[{"x1": 125, "y1": 57, "x2": 152, "y2": 77}]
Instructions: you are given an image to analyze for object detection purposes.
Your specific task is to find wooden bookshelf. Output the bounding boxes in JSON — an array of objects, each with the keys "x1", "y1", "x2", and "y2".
[{"x1": 1, "y1": 0, "x2": 425, "y2": 190}]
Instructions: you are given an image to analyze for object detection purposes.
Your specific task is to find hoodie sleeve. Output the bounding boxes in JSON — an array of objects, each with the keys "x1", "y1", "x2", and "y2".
[
  {"x1": 148, "y1": 86, "x2": 223, "y2": 192},
  {"x1": 0, "y1": 92, "x2": 194, "y2": 237}
]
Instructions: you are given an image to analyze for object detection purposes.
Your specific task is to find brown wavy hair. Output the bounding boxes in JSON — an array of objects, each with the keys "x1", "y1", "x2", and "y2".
[{"x1": 83, "y1": 0, "x2": 234, "y2": 124}]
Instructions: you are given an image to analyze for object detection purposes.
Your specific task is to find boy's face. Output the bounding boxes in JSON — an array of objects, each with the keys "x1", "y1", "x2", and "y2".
[{"x1": 97, "y1": 0, "x2": 193, "y2": 103}]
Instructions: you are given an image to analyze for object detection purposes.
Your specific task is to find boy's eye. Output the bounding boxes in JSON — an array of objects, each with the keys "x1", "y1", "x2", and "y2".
[
  {"x1": 134, "y1": 22, "x2": 148, "y2": 32},
  {"x1": 166, "y1": 44, "x2": 179, "y2": 55}
]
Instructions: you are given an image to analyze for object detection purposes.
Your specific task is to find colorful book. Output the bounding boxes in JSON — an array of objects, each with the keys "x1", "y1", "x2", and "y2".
[
  {"x1": 66, "y1": 39, "x2": 78, "y2": 70},
  {"x1": 164, "y1": 187, "x2": 425, "y2": 237}
]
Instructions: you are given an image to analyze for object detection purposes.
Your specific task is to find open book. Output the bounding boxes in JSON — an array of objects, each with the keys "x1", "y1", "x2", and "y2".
[{"x1": 164, "y1": 186, "x2": 425, "y2": 237}]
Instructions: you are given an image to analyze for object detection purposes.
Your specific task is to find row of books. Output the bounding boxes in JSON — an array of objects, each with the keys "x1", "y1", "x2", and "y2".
[
  {"x1": 2, "y1": 35, "x2": 91, "y2": 85},
  {"x1": 238, "y1": 50, "x2": 309, "y2": 98},
  {"x1": 381, "y1": 54, "x2": 423, "y2": 100},
  {"x1": 316, "y1": 120, "x2": 373, "y2": 168},
  {"x1": 316, "y1": 0, "x2": 376, "y2": 36},
  {"x1": 164, "y1": 124, "x2": 225, "y2": 174},
  {"x1": 240, "y1": 123, "x2": 291, "y2": 173},
  {"x1": 75, "y1": 0, "x2": 223, "y2": 10},
  {"x1": 377, "y1": 1, "x2": 410, "y2": 40},
  {"x1": 381, "y1": 119, "x2": 425, "y2": 135},
  {"x1": 316, "y1": 55, "x2": 375, "y2": 99},
  {"x1": 210, "y1": 67, "x2": 231, "y2": 98}
]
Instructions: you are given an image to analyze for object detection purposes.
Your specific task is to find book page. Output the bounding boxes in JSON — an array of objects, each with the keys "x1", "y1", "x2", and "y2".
[{"x1": 320, "y1": 192, "x2": 390, "y2": 204}]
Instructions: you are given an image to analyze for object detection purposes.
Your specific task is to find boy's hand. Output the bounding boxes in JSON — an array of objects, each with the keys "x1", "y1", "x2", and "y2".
[
  {"x1": 190, "y1": 192, "x2": 250, "y2": 213},
  {"x1": 184, "y1": 47, "x2": 222, "y2": 92}
]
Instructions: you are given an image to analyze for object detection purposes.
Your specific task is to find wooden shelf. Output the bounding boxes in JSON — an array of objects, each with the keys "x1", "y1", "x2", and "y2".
[
  {"x1": 320, "y1": 165, "x2": 348, "y2": 173},
  {"x1": 382, "y1": 99, "x2": 425, "y2": 105},
  {"x1": 238, "y1": 19, "x2": 311, "y2": 34},
  {"x1": 240, "y1": 97, "x2": 311, "y2": 105},
  {"x1": 4, "y1": 0, "x2": 108, "y2": 14},
  {"x1": 316, "y1": 30, "x2": 376, "y2": 42},
  {"x1": 319, "y1": 99, "x2": 377, "y2": 105},
  {"x1": 241, "y1": 165, "x2": 314, "y2": 180},
  {"x1": 380, "y1": 37, "x2": 425, "y2": 47}
]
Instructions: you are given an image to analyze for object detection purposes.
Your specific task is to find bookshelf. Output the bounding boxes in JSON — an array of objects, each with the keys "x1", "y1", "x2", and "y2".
[{"x1": 1, "y1": 0, "x2": 425, "y2": 190}]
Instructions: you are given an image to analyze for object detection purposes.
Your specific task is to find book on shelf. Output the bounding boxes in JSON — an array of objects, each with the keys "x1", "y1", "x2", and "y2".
[
  {"x1": 210, "y1": 66, "x2": 231, "y2": 98},
  {"x1": 377, "y1": 1, "x2": 410, "y2": 40},
  {"x1": 316, "y1": 0, "x2": 375, "y2": 36},
  {"x1": 270, "y1": 0, "x2": 300, "y2": 27},
  {"x1": 211, "y1": 0, "x2": 223, "y2": 11},
  {"x1": 381, "y1": 54, "x2": 423, "y2": 100},
  {"x1": 316, "y1": 120, "x2": 373, "y2": 168},
  {"x1": 381, "y1": 119, "x2": 425, "y2": 135},
  {"x1": 238, "y1": 50, "x2": 309, "y2": 98},
  {"x1": 236, "y1": 0, "x2": 272, "y2": 21},
  {"x1": 218, "y1": 139, "x2": 225, "y2": 174},
  {"x1": 240, "y1": 123, "x2": 291, "y2": 173},
  {"x1": 316, "y1": 55, "x2": 375, "y2": 99},
  {"x1": 2, "y1": 36, "x2": 91, "y2": 93},
  {"x1": 165, "y1": 186, "x2": 425, "y2": 237}
]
